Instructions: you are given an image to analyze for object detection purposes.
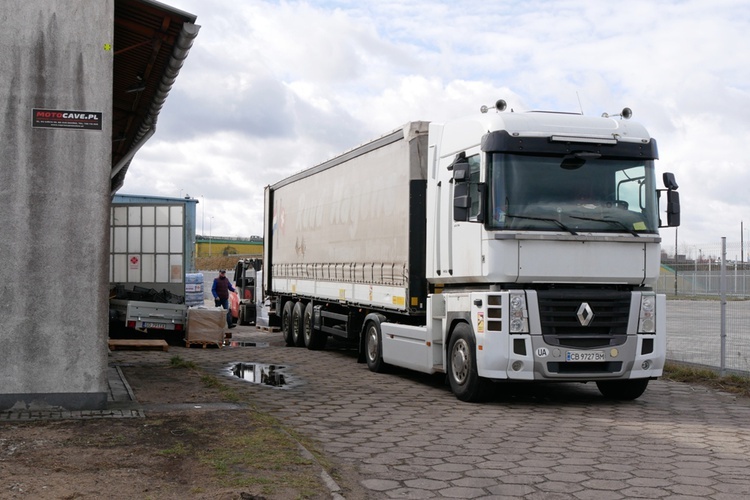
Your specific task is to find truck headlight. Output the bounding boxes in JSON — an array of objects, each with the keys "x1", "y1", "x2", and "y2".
[
  {"x1": 638, "y1": 295, "x2": 655, "y2": 333},
  {"x1": 509, "y1": 292, "x2": 529, "y2": 333}
]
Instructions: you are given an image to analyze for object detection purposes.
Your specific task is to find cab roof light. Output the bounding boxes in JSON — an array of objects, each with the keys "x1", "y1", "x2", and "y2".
[{"x1": 550, "y1": 135, "x2": 618, "y2": 145}]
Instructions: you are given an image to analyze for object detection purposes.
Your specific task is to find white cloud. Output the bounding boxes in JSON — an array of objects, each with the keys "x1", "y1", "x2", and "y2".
[{"x1": 121, "y1": 0, "x2": 750, "y2": 249}]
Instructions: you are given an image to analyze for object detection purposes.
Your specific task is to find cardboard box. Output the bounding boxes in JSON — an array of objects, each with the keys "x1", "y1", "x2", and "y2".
[{"x1": 186, "y1": 308, "x2": 226, "y2": 347}]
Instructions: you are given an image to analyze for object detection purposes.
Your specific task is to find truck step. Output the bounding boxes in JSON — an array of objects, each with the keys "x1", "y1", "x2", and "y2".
[{"x1": 108, "y1": 339, "x2": 169, "y2": 352}]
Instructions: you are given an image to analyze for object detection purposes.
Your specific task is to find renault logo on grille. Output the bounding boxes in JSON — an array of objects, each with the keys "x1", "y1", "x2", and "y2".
[{"x1": 576, "y1": 303, "x2": 594, "y2": 326}]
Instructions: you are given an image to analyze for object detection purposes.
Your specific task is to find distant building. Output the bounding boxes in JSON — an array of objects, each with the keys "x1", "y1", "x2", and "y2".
[{"x1": 196, "y1": 235, "x2": 263, "y2": 257}]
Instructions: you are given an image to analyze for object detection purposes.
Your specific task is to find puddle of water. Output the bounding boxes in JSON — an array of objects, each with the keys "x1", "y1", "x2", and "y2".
[
  {"x1": 226, "y1": 341, "x2": 270, "y2": 348},
  {"x1": 230, "y1": 363, "x2": 290, "y2": 388}
]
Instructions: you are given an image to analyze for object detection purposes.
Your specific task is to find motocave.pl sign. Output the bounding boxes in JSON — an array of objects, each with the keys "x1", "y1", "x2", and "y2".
[{"x1": 32, "y1": 108, "x2": 103, "y2": 130}]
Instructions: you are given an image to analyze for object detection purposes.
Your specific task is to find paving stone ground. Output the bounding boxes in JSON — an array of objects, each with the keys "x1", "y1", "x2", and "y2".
[{"x1": 7, "y1": 325, "x2": 750, "y2": 499}]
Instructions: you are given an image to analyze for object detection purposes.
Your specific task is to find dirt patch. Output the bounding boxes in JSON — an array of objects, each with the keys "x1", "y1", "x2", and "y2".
[{"x1": 0, "y1": 363, "x2": 364, "y2": 500}]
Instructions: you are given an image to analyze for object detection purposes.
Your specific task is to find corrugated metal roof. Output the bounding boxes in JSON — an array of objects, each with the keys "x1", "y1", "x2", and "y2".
[{"x1": 111, "y1": 0, "x2": 199, "y2": 195}]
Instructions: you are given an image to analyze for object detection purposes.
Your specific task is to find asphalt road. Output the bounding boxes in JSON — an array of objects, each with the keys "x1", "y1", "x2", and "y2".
[{"x1": 110, "y1": 326, "x2": 750, "y2": 499}]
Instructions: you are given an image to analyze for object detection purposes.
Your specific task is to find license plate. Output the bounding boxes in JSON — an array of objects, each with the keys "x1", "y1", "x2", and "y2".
[
  {"x1": 142, "y1": 322, "x2": 168, "y2": 329},
  {"x1": 566, "y1": 350, "x2": 605, "y2": 362}
]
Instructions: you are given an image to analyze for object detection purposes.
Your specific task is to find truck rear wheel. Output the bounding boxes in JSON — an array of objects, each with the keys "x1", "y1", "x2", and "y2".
[
  {"x1": 303, "y1": 302, "x2": 326, "y2": 350},
  {"x1": 364, "y1": 320, "x2": 387, "y2": 373},
  {"x1": 596, "y1": 379, "x2": 649, "y2": 400},
  {"x1": 291, "y1": 301, "x2": 305, "y2": 347},
  {"x1": 282, "y1": 301, "x2": 294, "y2": 346},
  {"x1": 447, "y1": 323, "x2": 489, "y2": 402}
]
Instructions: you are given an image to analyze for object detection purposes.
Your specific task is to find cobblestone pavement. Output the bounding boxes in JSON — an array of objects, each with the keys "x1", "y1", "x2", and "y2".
[{"x1": 12, "y1": 325, "x2": 750, "y2": 499}]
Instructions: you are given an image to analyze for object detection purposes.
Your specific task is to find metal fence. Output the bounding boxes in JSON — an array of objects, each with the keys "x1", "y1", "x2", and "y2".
[{"x1": 657, "y1": 238, "x2": 750, "y2": 376}]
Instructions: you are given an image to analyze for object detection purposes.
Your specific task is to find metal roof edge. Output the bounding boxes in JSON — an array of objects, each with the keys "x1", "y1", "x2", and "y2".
[
  {"x1": 111, "y1": 19, "x2": 201, "y2": 195},
  {"x1": 138, "y1": 0, "x2": 198, "y2": 23}
]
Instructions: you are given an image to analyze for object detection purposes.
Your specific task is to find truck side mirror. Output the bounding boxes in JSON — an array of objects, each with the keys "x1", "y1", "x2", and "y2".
[
  {"x1": 452, "y1": 160, "x2": 470, "y2": 182},
  {"x1": 666, "y1": 190, "x2": 680, "y2": 227},
  {"x1": 663, "y1": 172, "x2": 678, "y2": 190},
  {"x1": 454, "y1": 182, "x2": 470, "y2": 221},
  {"x1": 659, "y1": 172, "x2": 680, "y2": 228},
  {"x1": 452, "y1": 160, "x2": 471, "y2": 221}
]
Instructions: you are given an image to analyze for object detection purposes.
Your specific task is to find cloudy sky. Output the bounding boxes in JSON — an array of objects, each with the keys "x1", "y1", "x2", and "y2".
[{"x1": 120, "y1": 0, "x2": 750, "y2": 257}]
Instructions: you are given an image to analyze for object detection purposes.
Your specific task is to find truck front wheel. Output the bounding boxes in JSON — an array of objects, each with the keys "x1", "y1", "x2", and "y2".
[
  {"x1": 596, "y1": 379, "x2": 649, "y2": 400},
  {"x1": 282, "y1": 301, "x2": 294, "y2": 346},
  {"x1": 364, "y1": 320, "x2": 387, "y2": 373},
  {"x1": 447, "y1": 323, "x2": 489, "y2": 402}
]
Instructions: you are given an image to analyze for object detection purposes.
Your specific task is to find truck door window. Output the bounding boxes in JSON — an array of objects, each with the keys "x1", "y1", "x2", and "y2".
[{"x1": 615, "y1": 168, "x2": 646, "y2": 211}]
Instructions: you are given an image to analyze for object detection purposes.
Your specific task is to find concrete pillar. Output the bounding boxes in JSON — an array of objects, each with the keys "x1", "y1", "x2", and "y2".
[{"x1": 0, "y1": 1, "x2": 113, "y2": 410}]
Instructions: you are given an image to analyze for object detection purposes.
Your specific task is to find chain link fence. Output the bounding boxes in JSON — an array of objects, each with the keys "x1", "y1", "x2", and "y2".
[{"x1": 657, "y1": 237, "x2": 750, "y2": 376}]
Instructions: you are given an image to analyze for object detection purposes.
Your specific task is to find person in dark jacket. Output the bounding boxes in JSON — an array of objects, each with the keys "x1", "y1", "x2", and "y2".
[{"x1": 211, "y1": 269, "x2": 236, "y2": 328}]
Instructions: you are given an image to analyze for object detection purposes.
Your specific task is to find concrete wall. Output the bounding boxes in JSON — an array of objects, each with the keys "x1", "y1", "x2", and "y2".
[{"x1": 0, "y1": 1, "x2": 113, "y2": 410}]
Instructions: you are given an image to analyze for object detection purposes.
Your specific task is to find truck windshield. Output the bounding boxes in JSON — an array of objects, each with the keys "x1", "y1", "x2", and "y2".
[{"x1": 488, "y1": 153, "x2": 659, "y2": 234}]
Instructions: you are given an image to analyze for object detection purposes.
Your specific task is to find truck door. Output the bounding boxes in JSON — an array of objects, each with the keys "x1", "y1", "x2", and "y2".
[{"x1": 451, "y1": 149, "x2": 484, "y2": 278}]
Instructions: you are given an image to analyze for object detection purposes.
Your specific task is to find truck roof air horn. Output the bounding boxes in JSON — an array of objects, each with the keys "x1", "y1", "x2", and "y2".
[{"x1": 480, "y1": 99, "x2": 508, "y2": 113}]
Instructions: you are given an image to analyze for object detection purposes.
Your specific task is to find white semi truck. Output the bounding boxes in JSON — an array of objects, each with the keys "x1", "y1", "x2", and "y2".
[{"x1": 262, "y1": 101, "x2": 680, "y2": 402}]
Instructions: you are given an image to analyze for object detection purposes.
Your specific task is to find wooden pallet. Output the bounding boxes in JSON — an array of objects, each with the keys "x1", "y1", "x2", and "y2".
[
  {"x1": 185, "y1": 340, "x2": 223, "y2": 349},
  {"x1": 108, "y1": 339, "x2": 169, "y2": 352},
  {"x1": 257, "y1": 326, "x2": 280, "y2": 333}
]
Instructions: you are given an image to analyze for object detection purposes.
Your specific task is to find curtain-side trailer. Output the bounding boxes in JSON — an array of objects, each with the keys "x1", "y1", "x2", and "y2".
[{"x1": 263, "y1": 102, "x2": 681, "y2": 402}]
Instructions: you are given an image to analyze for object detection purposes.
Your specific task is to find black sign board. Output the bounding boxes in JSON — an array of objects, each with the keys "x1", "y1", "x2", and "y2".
[{"x1": 32, "y1": 108, "x2": 103, "y2": 130}]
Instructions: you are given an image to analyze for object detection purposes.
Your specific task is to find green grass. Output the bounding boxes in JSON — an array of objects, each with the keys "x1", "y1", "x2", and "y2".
[
  {"x1": 199, "y1": 373, "x2": 243, "y2": 403},
  {"x1": 157, "y1": 441, "x2": 189, "y2": 457},
  {"x1": 169, "y1": 355, "x2": 198, "y2": 369},
  {"x1": 162, "y1": 357, "x2": 330, "y2": 497},
  {"x1": 199, "y1": 427, "x2": 315, "y2": 489},
  {"x1": 663, "y1": 362, "x2": 750, "y2": 397},
  {"x1": 169, "y1": 356, "x2": 243, "y2": 403}
]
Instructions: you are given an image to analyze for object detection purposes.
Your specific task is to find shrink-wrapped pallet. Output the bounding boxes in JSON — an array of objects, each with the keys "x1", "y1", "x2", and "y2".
[{"x1": 186, "y1": 308, "x2": 226, "y2": 347}]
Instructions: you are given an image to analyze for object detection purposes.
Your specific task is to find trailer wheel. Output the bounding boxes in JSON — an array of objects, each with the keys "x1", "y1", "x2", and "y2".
[
  {"x1": 364, "y1": 320, "x2": 388, "y2": 373},
  {"x1": 447, "y1": 323, "x2": 489, "y2": 402},
  {"x1": 291, "y1": 301, "x2": 305, "y2": 347},
  {"x1": 595, "y1": 379, "x2": 649, "y2": 400},
  {"x1": 281, "y1": 301, "x2": 294, "y2": 346},
  {"x1": 303, "y1": 302, "x2": 326, "y2": 350}
]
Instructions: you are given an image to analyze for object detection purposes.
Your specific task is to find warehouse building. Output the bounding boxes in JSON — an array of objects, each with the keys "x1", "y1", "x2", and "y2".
[{"x1": 0, "y1": 0, "x2": 199, "y2": 410}]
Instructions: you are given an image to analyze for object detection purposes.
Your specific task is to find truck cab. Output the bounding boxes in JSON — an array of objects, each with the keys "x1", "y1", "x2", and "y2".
[
  {"x1": 411, "y1": 102, "x2": 681, "y2": 401},
  {"x1": 427, "y1": 104, "x2": 678, "y2": 285}
]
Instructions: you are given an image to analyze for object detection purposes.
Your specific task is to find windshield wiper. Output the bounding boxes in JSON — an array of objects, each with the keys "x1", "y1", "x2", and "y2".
[
  {"x1": 569, "y1": 215, "x2": 640, "y2": 236},
  {"x1": 505, "y1": 213, "x2": 578, "y2": 235}
]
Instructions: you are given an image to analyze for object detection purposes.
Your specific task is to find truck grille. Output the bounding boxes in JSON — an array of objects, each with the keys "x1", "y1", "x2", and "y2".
[{"x1": 537, "y1": 290, "x2": 631, "y2": 348}]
